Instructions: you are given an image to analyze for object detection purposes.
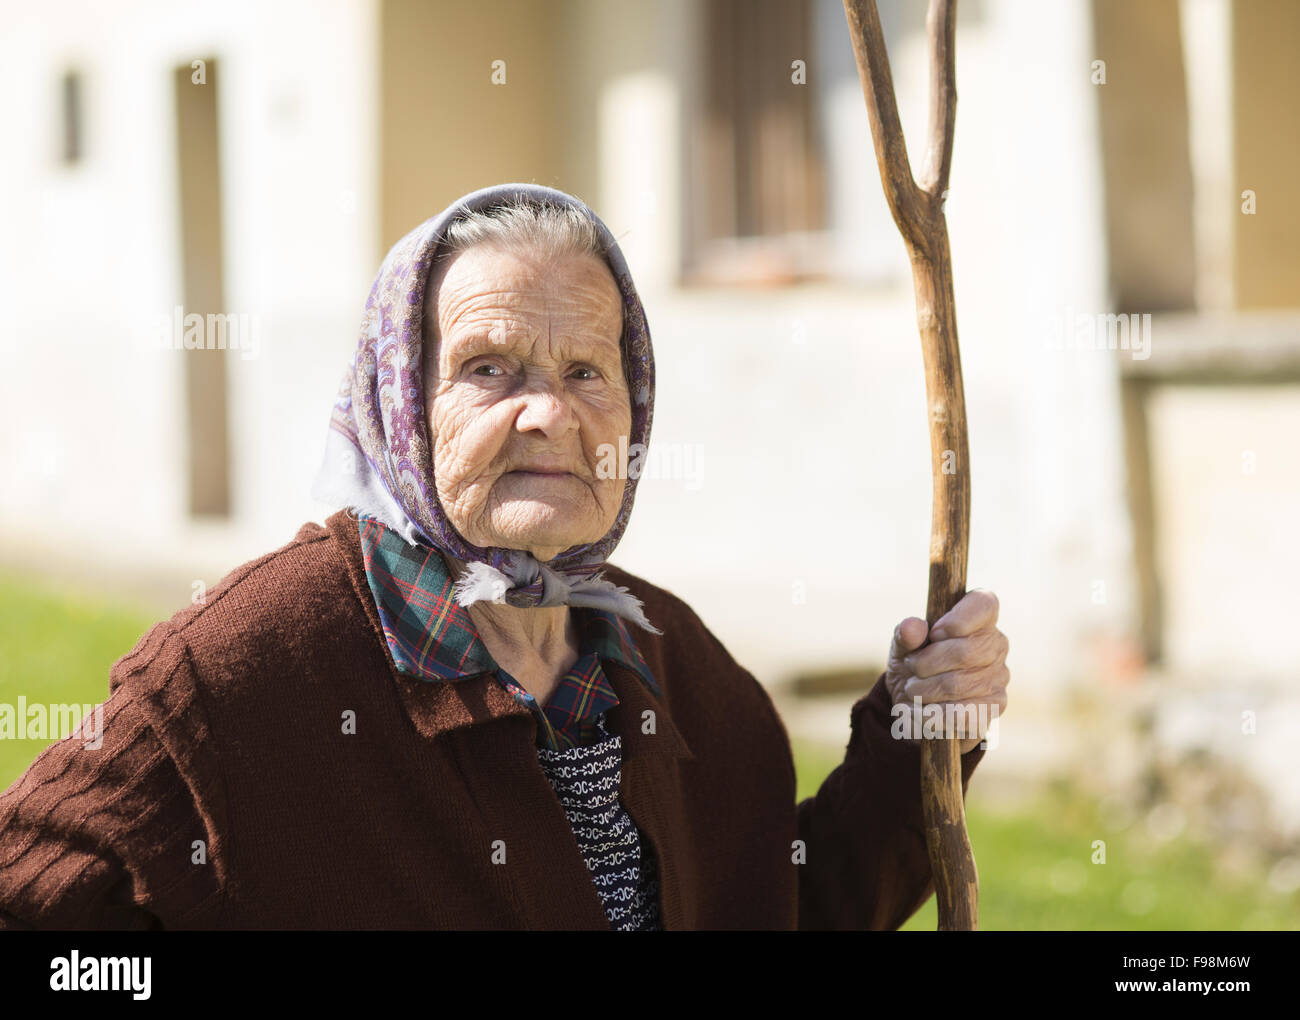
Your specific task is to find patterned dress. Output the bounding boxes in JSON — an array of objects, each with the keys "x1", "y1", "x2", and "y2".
[{"x1": 536, "y1": 714, "x2": 661, "y2": 931}]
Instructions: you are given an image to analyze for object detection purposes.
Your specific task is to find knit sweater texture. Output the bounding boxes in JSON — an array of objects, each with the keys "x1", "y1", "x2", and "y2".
[{"x1": 0, "y1": 509, "x2": 984, "y2": 929}]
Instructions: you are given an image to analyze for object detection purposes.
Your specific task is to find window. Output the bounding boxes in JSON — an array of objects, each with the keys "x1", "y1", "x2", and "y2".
[
  {"x1": 60, "y1": 70, "x2": 82, "y2": 164},
  {"x1": 685, "y1": 0, "x2": 827, "y2": 285}
]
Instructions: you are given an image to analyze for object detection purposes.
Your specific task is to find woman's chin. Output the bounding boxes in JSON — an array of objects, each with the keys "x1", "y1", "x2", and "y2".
[{"x1": 482, "y1": 506, "x2": 602, "y2": 559}]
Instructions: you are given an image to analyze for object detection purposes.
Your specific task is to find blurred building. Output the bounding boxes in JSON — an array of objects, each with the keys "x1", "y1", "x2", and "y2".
[{"x1": 1, "y1": 1, "x2": 1297, "y2": 822}]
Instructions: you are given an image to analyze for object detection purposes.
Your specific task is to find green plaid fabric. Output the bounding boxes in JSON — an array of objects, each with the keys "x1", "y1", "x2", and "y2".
[{"x1": 357, "y1": 514, "x2": 661, "y2": 750}]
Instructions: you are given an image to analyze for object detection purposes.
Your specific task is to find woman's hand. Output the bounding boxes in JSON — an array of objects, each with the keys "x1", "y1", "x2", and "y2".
[{"x1": 883, "y1": 589, "x2": 1009, "y2": 754}]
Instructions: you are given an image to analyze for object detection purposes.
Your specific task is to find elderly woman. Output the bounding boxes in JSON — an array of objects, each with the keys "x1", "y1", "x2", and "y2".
[{"x1": 0, "y1": 183, "x2": 1008, "y2": 930}]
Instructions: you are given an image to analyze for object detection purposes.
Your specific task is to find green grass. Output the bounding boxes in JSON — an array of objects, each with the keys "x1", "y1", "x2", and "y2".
[
  {"x1": 0, "y1": 572, "x2": 159, "y2": 790},
  {"x1": 794, "y1": 741, "x2": 1300, "y2": 930},
  {"x1": 3, "y1": 569, "x2": 1297, "y2": 931}
]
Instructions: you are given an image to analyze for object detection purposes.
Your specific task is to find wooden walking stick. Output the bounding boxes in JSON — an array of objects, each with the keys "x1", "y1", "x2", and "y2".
[{"x1": 841, "y1": 0, "x2": 978, "y2": 930}]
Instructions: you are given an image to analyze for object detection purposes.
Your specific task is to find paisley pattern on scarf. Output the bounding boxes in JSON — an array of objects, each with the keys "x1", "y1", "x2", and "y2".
[{"x1": 313, "y1": 183, "x2": 657, "y2": 627}]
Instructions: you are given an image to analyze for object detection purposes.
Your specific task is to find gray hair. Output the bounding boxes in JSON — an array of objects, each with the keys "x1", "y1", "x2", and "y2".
[
  {"x1": 425, "y1": 197, "x2": 629, "y2": 383},
  {"x1": 438, "y1": 197, "x2": 612, "y2": 265}
]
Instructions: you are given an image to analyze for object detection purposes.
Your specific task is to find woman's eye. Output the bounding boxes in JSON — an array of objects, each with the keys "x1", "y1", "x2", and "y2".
[
  {"x1": 570, "y1": 366, "x2": 598, "y2": 380},
  {"x1": 471, "y1": 363, "x2": 503, "y2": 377}
]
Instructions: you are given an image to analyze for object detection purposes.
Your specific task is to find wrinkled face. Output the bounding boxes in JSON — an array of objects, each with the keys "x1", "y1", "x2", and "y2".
[{"x1": 423, "y1": 244, "x2": 631, "y2": 562}]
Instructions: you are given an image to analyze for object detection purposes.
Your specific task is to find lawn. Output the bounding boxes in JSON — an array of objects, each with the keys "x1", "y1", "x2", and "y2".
[
  {"x1": 0, "y1": 572, "x2": 158, "y2": 788},
  {"x1": 793, "y1": 744, "x2": 1298, "y2": 930},
  {"x1": 2, "y1": 569, "x2": 1295, "y2": 930}
]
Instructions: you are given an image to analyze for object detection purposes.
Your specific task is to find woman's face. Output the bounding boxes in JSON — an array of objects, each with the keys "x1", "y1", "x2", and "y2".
[{"x1": 423, "y1": 244, "x2": 631, "y2": 562}]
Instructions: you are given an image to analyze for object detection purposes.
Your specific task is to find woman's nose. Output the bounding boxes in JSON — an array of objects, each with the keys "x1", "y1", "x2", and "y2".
[{"x1": 513, "y1": 376, "x2": 577, "y2": 437}]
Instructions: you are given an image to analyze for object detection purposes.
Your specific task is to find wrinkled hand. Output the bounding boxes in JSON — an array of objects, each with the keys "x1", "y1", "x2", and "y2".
[{"x1": 883, "y1": 589, "x2": 1009, "y2": 754}]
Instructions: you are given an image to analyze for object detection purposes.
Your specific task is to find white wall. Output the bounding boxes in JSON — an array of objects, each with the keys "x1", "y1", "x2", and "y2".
[
  {"x1": 597, "y1": 0, "x2": 1130, "y2": 698},
  {"x1": 0, "y1": 0, "x2": 1138, "y2": 702},
  {"x1": 0, "y1": 0, "x2": 379, "y2": 588}
]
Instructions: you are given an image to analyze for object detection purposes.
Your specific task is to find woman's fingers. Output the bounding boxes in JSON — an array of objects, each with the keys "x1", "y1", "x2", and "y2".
[
  {"x1": 928, "y1": 588, "x2": 999, "y2": 641},
  {"x1": 905, "y1": 626, "x2": 1008, "y2": 678},
  {"x1": 889, "y1": 617, "x2": 930, "y2": 664},
  {"x1": 903, "y1": 662, "x2": 1009, "y2": 703}
]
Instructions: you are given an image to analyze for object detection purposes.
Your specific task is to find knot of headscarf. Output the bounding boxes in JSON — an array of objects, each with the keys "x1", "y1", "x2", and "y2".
[{"x1": 311, "y1": 183, "x2": 660, "y2": 634}]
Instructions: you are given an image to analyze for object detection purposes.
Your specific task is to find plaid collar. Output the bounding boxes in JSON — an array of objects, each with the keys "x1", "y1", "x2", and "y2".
[{"x1": 356, "y1": 514, "x2": 660, "y2": 750}]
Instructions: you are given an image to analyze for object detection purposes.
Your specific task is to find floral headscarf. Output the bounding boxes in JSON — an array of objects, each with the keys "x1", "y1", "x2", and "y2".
[{"x1": 311, "y1": 183, "x2": 660, "y2": 633}]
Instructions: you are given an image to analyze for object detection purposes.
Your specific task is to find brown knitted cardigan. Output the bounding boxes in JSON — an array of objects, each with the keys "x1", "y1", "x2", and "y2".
[{"x1": 0, "y1": 510, "x2": 984, "y2": 929}]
